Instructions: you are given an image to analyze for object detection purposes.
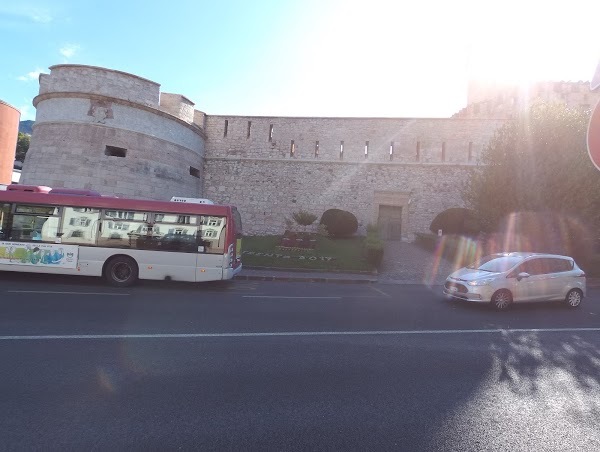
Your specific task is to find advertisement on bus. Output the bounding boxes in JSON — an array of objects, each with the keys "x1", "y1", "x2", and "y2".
[{"x1": 0, "y1": 242, "x2": 79, "y2": 268}]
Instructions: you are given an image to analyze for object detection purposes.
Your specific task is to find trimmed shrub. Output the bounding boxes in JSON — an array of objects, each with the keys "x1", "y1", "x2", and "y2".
[
  {"x1": 320, "y1": 209, "x2": 358, "y2": 238},
  {"x1": 365, "y1": 223, "x2": 384, "y2": 268},
  {"x1": 430, "y1": 208, "x2": 480, "y2": 236}
]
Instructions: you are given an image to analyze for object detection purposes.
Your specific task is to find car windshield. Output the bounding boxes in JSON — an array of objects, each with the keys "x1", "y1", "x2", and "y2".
[{"x1": 467, "y1": 255, "x2": 522, "y2": 272}]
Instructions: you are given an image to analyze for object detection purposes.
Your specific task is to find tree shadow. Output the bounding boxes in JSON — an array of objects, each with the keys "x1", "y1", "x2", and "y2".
[{"x1": 492, "y1": 331, "x2": 600, "y2": 419}]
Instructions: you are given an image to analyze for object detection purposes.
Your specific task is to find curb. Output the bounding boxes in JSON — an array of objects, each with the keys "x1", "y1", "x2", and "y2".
[
  {"x1": 244, "y1": 266, "x2": 378, "y2": 276},
  {"x1": 234, "y1": 274, "x2": 377, "y2": 284},
  {"x1": 378, "y1": 279, "x2": 445, "y2": 286}
]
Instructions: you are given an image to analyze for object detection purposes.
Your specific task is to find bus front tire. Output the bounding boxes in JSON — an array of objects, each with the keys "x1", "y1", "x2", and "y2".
[{"x1": 104, "y1": 256, "x2": 139, "y2": 287}]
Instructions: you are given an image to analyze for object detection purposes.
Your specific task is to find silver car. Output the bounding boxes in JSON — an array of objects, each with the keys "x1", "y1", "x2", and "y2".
[{"x1": 443, "y1": 252, "x2": 586, "y2": 310}]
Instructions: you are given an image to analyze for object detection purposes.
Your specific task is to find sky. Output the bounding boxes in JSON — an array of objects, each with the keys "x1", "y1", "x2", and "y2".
[{"x1": 1, "y1": 0, "x2": 599, "y2": 121}]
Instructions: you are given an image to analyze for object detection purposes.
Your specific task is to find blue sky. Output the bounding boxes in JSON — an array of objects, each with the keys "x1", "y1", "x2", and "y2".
[{"x1": 2, "y1": 0, "x2": 599, "y2": 121}]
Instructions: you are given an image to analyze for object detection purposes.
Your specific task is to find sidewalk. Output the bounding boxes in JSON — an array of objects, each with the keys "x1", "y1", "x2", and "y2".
[{"x1": 234, "y1": 267, "x2": 378, "y2": 284}]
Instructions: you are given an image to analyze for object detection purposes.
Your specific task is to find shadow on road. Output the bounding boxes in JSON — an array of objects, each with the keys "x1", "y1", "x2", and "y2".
[{"x1": 493, "y1": 331, "x2": 600, "y2": 413}]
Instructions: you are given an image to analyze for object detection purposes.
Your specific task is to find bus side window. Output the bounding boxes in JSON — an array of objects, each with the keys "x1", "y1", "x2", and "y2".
[
  {"x1": 60, "y1": 207, "x2": 101, "y2": 245},
  {"x1": 198, "y1": 216, "x2": 226, "y2": 254},
  {"x1": 0, "y1": 203, "x2": 11, "y2": 240},
  {"x1": 11, "y1": 205, "x2": 60, "y2": 242}
]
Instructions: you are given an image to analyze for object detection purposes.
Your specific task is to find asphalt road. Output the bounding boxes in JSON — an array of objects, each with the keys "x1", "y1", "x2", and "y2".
[{"x1": 1, "y1": 272, "x2": 599, "y2": 451}]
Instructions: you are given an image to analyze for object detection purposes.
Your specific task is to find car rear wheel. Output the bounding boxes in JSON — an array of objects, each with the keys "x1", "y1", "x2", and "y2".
[
  {"x1": 491, "y1": 289, "x2": 512, "y2": 311},
  {"x1": 565, "y1": 289, "x2": 583, "y2": 308}
]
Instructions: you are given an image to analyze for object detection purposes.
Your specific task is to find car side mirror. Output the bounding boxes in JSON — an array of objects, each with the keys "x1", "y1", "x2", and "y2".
[{"x1": 517, "y1": 272, "x2": 530, "y2": 281}]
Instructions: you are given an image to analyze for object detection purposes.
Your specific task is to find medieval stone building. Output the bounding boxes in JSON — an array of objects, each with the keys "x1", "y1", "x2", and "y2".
[{"x1": 20, "y1": 65, "x2": 599, "y2": 239}]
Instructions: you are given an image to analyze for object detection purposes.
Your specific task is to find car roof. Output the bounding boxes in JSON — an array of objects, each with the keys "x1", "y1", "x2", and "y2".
[{"x1": 492, "y1": 252, "x2": 573, "y2": 260}]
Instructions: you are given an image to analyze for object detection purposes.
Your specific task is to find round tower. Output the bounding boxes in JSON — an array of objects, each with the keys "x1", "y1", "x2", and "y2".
[{"x1": 20, "y1": 64, "x2": 206, "y2": 199}]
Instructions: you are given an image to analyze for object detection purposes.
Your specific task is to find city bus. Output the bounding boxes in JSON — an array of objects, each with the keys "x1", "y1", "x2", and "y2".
[{"x1": 0, "y1": 185, "x2": 242, "y2": 286}]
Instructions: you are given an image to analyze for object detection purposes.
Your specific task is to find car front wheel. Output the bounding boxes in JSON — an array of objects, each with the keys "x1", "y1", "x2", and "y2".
[{"x1": 491, "y1": 289, "x2": 512, "y2": 311}]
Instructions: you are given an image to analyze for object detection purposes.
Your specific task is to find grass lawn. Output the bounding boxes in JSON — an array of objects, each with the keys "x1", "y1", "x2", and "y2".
[{"x1": 241, "y1": 235, "x2": 372, "y2": 272}]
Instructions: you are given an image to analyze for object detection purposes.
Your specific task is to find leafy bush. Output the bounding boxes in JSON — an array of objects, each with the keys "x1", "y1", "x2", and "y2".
[
  {"x1": 292, "y1": 210, "x2": 318, "y2": 227},
  {"x1": 320, "y1": 209, "x2": 358, "y2": 238},
  {"x1": 366, "y1": 223, "x2": 381, "y2": 235},
  {"x1": 429, "y1": 208, "x2": 480, "y2": 236},
  {"x1": 365, "y1": 223, "x2": 384, "y2": 267}
]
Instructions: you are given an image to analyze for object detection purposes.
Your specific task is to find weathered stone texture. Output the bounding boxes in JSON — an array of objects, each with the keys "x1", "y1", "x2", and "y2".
[
  {"x1": 159, "y1": 93, "x2": 195, "y2": 124},
  {"x1": 22, "y1": 123, "x2": 203, "y2": 200},
  {"x1": 204, "y1": 116, "x2": 504, "y2": 164},
  {"x1": 203, "y1": 158, "x2": 473, "y2": 238},
  {"x1": 35, "y1": 97, "x2": 204, "y2": 152},
  {"x1": 40, "y1": 65, "x2": 160, "y2": 107}
]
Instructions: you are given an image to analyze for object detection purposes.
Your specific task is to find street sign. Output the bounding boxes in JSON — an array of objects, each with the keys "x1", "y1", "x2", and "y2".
[
  {"x1": 588, "y1": 99, "x2": 600, "y2": 171},
  {"x1": 592, "y1": 59, "x2": 600, "y2": 91},
  {"x1": 587, "y1": 60, "x2": 600, "y2": 170}
]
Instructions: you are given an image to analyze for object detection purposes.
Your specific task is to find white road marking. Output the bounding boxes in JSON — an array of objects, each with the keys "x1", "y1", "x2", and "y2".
[
  {"x1": 370, "y1": 286, "x2": 391, "y2": 297},
  {"x1": 6, "y1": 291, "x2": 130, "y2": 296},
  {"x1": 1, "y1": 327, "x2": 600, "y2": 341}
]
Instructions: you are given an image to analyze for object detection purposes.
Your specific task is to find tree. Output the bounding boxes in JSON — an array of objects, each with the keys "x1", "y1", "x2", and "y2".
[
  {"x1": 15, "y1": 132, "x2": 30, "y2": 162},
  {"x1": 464, "y1": 102, "x2": 600, "y2": 232}
]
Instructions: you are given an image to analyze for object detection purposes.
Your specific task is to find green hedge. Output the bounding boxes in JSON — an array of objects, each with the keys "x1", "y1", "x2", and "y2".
[{"x1": 365, "y1": 225, "x2": 384, "y2": 268}]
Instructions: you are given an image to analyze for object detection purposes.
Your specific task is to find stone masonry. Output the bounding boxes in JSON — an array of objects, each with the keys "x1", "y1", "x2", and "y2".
[{"x1": 20, "y1": 64, "x2": 593, "y2": 239}]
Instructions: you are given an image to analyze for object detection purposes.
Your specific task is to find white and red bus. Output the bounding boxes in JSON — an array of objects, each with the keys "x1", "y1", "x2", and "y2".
[{"x1": 0, "y1": 185, "x2": 242, "y2": 286}]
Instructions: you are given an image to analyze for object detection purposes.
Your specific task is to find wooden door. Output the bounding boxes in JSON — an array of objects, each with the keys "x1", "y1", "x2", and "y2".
[{"x1": 378, "y1": 205, "x2": 402, "y2": 240}]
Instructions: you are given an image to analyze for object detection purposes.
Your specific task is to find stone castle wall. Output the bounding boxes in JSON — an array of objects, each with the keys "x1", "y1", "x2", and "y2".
[
  {"x1": 24, "y1": 64, "x2": 594, "y2": 239},
  {"x1": 204, "y1": 116, "x2": 504, "y2": 163},
  {"x1": 24, "y1": 122, "x2": 202, "y2": 199},
  {"x1": 40, "y1": 64, "x2": 161, "y2": 107},
  {"x1": 456, "y1": 80, "x2": 600, "y2": 119},
  {"x1": 202, "y1": 115, "x2": 505, "y2": 237},
  {"x1": 203, "y1": 158, "x2": 474, "y2": 237}
]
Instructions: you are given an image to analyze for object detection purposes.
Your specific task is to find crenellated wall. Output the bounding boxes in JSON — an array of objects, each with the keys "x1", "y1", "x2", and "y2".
[{"x1": 204, "y1": 116, "x2": 504, "y2": 164}]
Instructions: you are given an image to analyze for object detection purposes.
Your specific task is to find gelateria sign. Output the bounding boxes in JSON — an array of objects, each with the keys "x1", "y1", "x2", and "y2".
[{"x1": 0, "y1": 242, "x2": 79, "y2": 268}]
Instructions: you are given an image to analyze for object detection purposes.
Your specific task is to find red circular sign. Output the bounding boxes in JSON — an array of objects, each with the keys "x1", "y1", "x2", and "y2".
[{"x1": 588, "y1": 100, "x2": 600, "y2": 171}]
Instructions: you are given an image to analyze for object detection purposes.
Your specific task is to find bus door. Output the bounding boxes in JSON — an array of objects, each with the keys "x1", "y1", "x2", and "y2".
[{"x1": 195, "y1": 214, "x2": 228, "y2": 282}]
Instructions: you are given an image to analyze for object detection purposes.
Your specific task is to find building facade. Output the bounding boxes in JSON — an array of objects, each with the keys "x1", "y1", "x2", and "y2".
[
  {"x1": 20, "y1": 65, "x2": 597, "y2": 239},
  {"x1": 0, "y1": 100, "x2": 20, "y2": 185}
]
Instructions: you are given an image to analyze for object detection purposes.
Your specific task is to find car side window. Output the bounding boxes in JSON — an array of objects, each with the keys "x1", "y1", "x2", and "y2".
[
  {"x1": 522, "y1": 258, "x2": 546, "y2": 276},
  {"x1": 546, "y1": 258, "x2": 573, "y2": 273}
]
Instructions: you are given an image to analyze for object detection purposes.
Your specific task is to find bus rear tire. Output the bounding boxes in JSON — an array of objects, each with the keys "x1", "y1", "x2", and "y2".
[{"x1": 104, "y1": 256, "x2": 139, "y2": 287}]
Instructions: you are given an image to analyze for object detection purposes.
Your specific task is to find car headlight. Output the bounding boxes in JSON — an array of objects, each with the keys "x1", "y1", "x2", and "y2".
[{"x1": 468, "y1": 278, "x2": 494, "y2": 286}]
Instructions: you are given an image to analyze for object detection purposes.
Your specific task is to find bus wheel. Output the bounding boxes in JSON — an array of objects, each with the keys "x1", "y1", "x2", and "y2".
[{"x1": 104, "y1": 256, "x2": 139, "y2": 287}]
